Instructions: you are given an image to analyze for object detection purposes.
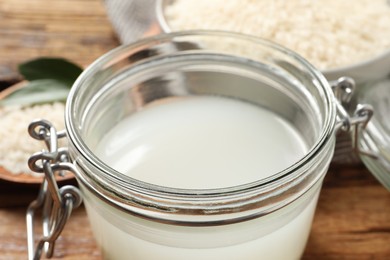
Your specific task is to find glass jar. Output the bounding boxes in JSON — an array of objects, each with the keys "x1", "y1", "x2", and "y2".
[{"x1": 27, "y1": 31, "x2": 376, "y2": 260}]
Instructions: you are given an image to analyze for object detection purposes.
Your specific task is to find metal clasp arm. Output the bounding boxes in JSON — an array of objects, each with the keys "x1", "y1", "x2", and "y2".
[
  {"x1": 332, "y1": 77, "x2": 378, "y2": 159},
  {"x1": 26, "y1": 120, "x2": 82, "y2": 260}
]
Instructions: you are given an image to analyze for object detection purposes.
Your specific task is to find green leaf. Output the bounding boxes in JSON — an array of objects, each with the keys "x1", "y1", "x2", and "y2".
[
  {"x1": 0, "y1": 79, "x2": 70, "y2": 106},
  {"x1": 18, "y1": 57, "x2": 83, "y2": 87}
]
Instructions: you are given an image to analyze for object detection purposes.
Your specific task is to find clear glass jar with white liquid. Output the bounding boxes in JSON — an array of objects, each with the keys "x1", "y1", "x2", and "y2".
[{"x1": 26, "y1": 31, "x2": 381, "y2": 260}]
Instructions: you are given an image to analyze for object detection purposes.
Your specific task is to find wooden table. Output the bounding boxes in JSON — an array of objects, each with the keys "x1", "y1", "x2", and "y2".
[
  {"x1": 1, "y1": 0, "x2": 390, "y2": 259},
  {"x1": 0, "y1": 0, "x2": 117, "y2": 84}
]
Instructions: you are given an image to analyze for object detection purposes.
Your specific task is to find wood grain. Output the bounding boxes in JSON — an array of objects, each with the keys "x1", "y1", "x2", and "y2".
[
  {"x1": 303, "y1": 164, "x2": 390, "y2": 259},
  {"x1": 0, "y1": 0, "x2": 119, "y2": 80},
  {"x1": 0, "y1": 206, "x2": 100, "y2": 259}
]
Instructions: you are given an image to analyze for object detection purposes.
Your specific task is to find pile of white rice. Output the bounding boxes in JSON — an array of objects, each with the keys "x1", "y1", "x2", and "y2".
[
  {"x1": 0, "y1": 103, "x2": 66, "y2": 176},
  {"x1": 165, "y1": 0, "x2": 390, "y2": 69}
]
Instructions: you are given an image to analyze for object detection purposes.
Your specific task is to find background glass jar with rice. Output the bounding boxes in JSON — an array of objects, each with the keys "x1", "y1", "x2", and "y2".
[
  {"x1": 26, "y1": 31, "x2": 389, "y2": 260},
  {"x1": 150, "y1": 0, "x2": 390, "y2": 165},
  {"x1": 157, "y1": 0, "x2": 390, "y2": 84}
]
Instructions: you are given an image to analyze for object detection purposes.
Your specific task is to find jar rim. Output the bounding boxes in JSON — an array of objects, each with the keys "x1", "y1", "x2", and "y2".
[{"x1": 65, "y1": 30, "x2": 337, "y2": 223}]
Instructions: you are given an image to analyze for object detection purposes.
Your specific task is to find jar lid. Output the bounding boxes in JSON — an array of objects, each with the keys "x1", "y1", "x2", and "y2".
[{"x1": 358, "y1": 77, "x2": 390, "y2": 190}]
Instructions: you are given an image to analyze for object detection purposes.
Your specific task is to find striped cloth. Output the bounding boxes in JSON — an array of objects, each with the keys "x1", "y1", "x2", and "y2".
[{"x1": 104, "y1": 0, "x2": 163, "y2": 44}]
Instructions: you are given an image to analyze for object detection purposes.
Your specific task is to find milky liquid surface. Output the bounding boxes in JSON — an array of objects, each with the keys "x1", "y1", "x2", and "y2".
[{"x1": 95, "y1": 96, "x2": 308, "y2": 189}]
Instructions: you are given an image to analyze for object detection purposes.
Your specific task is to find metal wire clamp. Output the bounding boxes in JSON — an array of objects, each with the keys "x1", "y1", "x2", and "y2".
[
  {"x1": 332, "y1": 77, "x2": 377, "y2": 159},
  {"x1": 26, "y1": 120, "x2": 82, "y2": 260}
]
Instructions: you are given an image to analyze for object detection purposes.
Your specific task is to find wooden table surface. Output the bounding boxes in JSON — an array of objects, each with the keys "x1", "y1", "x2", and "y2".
[{"x1": 1, "y1": 0, "x2": 390, "y2": 259}]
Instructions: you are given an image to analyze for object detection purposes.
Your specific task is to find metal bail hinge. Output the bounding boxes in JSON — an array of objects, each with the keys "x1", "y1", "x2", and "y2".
[
  {"x1": 351, "y1": 104, "x2": 377, "y2": 158},
  {"x1": 332, "y1": 77, "x2": 378, "y2": 159},
  {"x1": 26, "y1": 119, "x2": 82, "y2": 260}
]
